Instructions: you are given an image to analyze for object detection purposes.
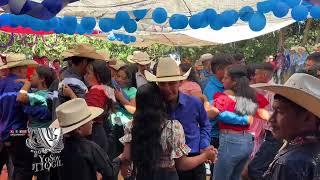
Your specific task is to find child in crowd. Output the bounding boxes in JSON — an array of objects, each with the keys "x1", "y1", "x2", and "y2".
[{"x1": 16, "y1": 66, "x2": 56, "y2": 128}]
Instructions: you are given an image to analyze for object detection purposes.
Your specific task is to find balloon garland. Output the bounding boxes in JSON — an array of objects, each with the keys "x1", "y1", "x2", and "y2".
[{"x1": 0, "y1": 0, "x2": 320, "y2": 45}]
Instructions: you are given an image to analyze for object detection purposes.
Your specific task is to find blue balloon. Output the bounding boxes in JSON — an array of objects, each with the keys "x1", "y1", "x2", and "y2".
[
  {"x1": 129, "y1": 36, "x2": 137, "y2": 42},
  {"x1": 310, "y1": 6, "x2": 320, "y2": 19},
  {"x1": 108, "y1": 35, "x2": 116, "y2": 41},
  {"x1": 198, "y1": 12, "x2": 209, "y2": 28},
  {"x1": 54, "y1": 19, "x2": 65, "y2": 34},
  {"x1": 152, "y1": 7, "x2": 167, "y2": 24},
  {"x1": 284, "y1": 0, "x2": 301, "y2": 8},
  {"x1": 42, "y1": 17, "x2": 58, "y2": 30},
  {"x1": 81, "y1": 17, "x2": 96, "y2": 30},
  {"x1": 0, "y1": 14, "x2": 11, "y2": 27},
  {"x1": 10, "y1": 14, "x2": 20, "y2": 28},
  {"x1": 115, "y1": 11, "x2": 130, "y2": 26},
  {"x1": 204, "y1": 9, "x2": 217, "y2": 24},
  {"x1": 62, "y1": 16, "x2": 77, "y2": 31},
  {"x1": 133, "y1": 9, "x2": 147, "y2": 21},
  {"x1": 114, "y1": 33, "x2": 124, "y2": 41},
  {"x1": 124, "y1": 19, "x2": 137, "y2": 33},
  {"x1": 30, "y1": 18, "x2": 45, "y2": 31},
  {"x1": 123, "y1": 36, "x2": 130, "y2": 44},
  {"x1": 113, "y1": 20, "x2": 122, "y2": 30},
  {"x1": 273, "y1": 2, "x2": 289, "y2": 18},
  {"x1": 239, "y1": 6, "x2": 254, "y2": 21},
  {"x1": 189, "y1": 14, "x2": 203, "y2": 29},
  {"x1": 65, "y1": 27, "x2": 76, "y2": 35},
  {"x1": 249, "y1": 13, "x2": 266, "y2": 31},
  {"x1": 291, "y1": 5, "x2": 308, "y2": 21},
  {"x1": 19, "y1": 15, "x2": 30, "y2": 28},
  {"x1": 169, "y1": 14, "x2": 188, "y2": 29},
  {"x1": 99, "y1": 18, "x2": 113, "y2": 32},
  {"x1": 76, "y1": 24, "x2": 86, "y2": 35},
  {"x1": 220, "y1": 10, "x2": 239, "y2": 27},
  {"x1": 210, "y1": 15, "x2": 223, "y2": 30},
  {"x1": 257, "y1": 1, "x2": 273, "y2": 14}
]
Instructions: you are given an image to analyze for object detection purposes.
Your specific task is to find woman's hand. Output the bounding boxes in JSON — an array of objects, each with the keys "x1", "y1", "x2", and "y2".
[
  {"x1": 114, "y1": 89, "x2": 125, "y2": 101},
  {"x1": 62, "y1": 84, "x2": 77, "y2": 99}
]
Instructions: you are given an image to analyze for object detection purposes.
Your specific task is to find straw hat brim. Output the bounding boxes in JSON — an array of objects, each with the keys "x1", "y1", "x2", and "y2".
[
  {"x1": 145, "y1": 68, "x2": 191, "y2": 82},
  {"x1": 62, "y1": 51, "x2": 105, "y2": 61},
  {"x1": 127, "y1": 55, "x2": 152, "y2": 65},
  {"x1": 50, "y1": 106, "x2": 103, "y2": 134},
  {"x1": 251, "y1": 83, "x2": 320, "y2": 118},
  {"x1": 0, "y1": 60, "x2": 38, "y2": 70}
]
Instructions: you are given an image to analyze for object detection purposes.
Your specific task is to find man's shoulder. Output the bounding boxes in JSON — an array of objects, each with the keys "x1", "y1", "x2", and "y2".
[
  {"x1": 279, "y1": 143, "x2": 320, "y2": 165},
  {"x1": 180, "y1": 93, "x2": 202, "y2": 106}
]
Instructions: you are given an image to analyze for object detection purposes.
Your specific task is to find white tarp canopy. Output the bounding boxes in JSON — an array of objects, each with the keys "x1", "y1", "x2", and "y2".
[{"x1": 2, "y1": 0, "x2": 297, "y2": 46}]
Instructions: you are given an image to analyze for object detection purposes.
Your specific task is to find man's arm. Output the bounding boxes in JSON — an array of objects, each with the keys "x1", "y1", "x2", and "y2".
[
  {"x1": 217, "y1": 111, "x2": 252, "y2": 125},
  {"x1": 198, "y1": 102, "x2": 212, "y2": 150}
]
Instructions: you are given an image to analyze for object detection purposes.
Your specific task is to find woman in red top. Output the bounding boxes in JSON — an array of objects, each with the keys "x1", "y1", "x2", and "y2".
[
  {"x1": 213, "y1": 64, "x2": 268, "y2": 180},
  {"x1": 64, "y1": 60, "x2": 114, "y2": 156}
]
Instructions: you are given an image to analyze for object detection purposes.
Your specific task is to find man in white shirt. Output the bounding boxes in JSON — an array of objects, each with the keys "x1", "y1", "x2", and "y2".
[{"x1": 127, "y1": 51, "x2": 152, "y2": 88}]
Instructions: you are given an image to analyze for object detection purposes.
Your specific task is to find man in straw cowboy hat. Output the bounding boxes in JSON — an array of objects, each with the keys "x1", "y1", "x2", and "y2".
[
  {"x1": 127, "y1": 51, "x2": 152, "y2": 88},
  {"x1": 145, "y1": 57, "x2": 212, "y2": 180},
  {"x1": 59, "y1": 43, "x2": 105, "y2": 104},
  {"x1": 251, "y1": 73, "x2": 320, "y2": 179},
  {"x1": 50, "y1": 98, "x2": 120, "y2": 180},
  {"x1": 0, "y1": 53, "x2": 38, "y2": 179},
  {"x1": 197, "y1": 53, "x2": 214, "y2": 89}
]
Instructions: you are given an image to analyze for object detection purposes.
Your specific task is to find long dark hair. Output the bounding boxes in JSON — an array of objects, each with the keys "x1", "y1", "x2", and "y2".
[
  {"x1": 131, "y1": 83, "x2": 167, "y2": 177},
  {"x1": 90, "y1": 60, "x2": 112, "y2": 87},
  {"x1": 90, "y1": 60, "x2": 114, "y2": 120},
  {"x1": 227, "y1": 64, "x2": 256, "y2": 102},
  {"x1": 36, "y1": 66, "x2": 57, "y2": 88},
  {"x1": 179, "y1": 63, "x2": 201, "y2": 86},
  {"x1": 118, "y1": 65, "x2": 135, "y2": 88}
]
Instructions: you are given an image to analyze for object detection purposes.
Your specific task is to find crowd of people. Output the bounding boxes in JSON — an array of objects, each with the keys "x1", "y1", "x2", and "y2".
[
  {"x1": 264, "y1": 44, "x2": 320, "y2": 84},
  {"x1": 0, "y1": 43, "x2": 320, "y2": 180}
]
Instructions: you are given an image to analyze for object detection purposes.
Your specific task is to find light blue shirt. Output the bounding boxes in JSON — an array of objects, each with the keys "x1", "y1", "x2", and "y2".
[{"x1": 203, "y1": 75, "x2": 224, "y2": 103}]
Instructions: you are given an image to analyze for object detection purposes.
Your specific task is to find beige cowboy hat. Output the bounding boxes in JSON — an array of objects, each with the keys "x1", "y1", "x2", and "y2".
[
  {"x1": 145, "y1": 57, "x2": 191, "y2": 82},
  {"x1": 96, "y1": 49, "x2": 111, "y2": 62},
  {"x1": 198, "y1": 53, "x2": 213, "y2": 64},
  {"x1": 50, "y1": 98, "x2": 103, "y2": 134},
  {"x1": 0, "y1": 53, "x2": 37, "y2": 70},
  {"x1": 62, "y1": 44, "x2": 105, "y2": 61},
  {"x1": 109, "y1": 60, "x2": 127, "y2": 71},
  {"x1": 290, "y1": 46, "x2": 297, "y2": 51},
  {"x1": 251, "y1": 73, "x2": 320, "y2": 118},
  {"x1": 127, "y1": 51, "x2": 151, "y2": 65}
]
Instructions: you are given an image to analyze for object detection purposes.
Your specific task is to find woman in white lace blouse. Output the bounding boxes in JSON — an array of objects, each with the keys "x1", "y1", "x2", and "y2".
[{"x1": 119, "y1": 83, "x2": 217, "y2": 180}]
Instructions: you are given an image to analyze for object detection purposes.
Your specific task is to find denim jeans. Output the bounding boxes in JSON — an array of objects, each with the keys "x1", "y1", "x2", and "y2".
[{"x1": 213, "y1": 132, "x2": 253, "y2": 180}]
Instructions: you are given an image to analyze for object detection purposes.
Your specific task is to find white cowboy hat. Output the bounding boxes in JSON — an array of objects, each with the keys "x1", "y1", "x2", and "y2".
[
  {"x1": 109, "y1": 60, "x2": 127, "y2": 71},
  {"x1": 145, "y1": 57, "x2": 191, "y2": 82},
  {"x1": 251, "y1": 73, "x2": 320, "y2": 118},
  {"x1": 198, "y1": 53, "x2": 213, "y2": 64},
  {"x1": 127, "y1": 51, "x2": 151, "y2": 65},
  {"x1": 0, "y1": 53, "x2": 37, "y2": 70},
  {"x1": 50, "y1": 98, "x2": 103, "y2": 134},
  {"x1": 96, "y1": 49, "x2": 111, "y2": 62},
  {"x1": 62, "y1": 44, "x2": 105, "y2": 61}
]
